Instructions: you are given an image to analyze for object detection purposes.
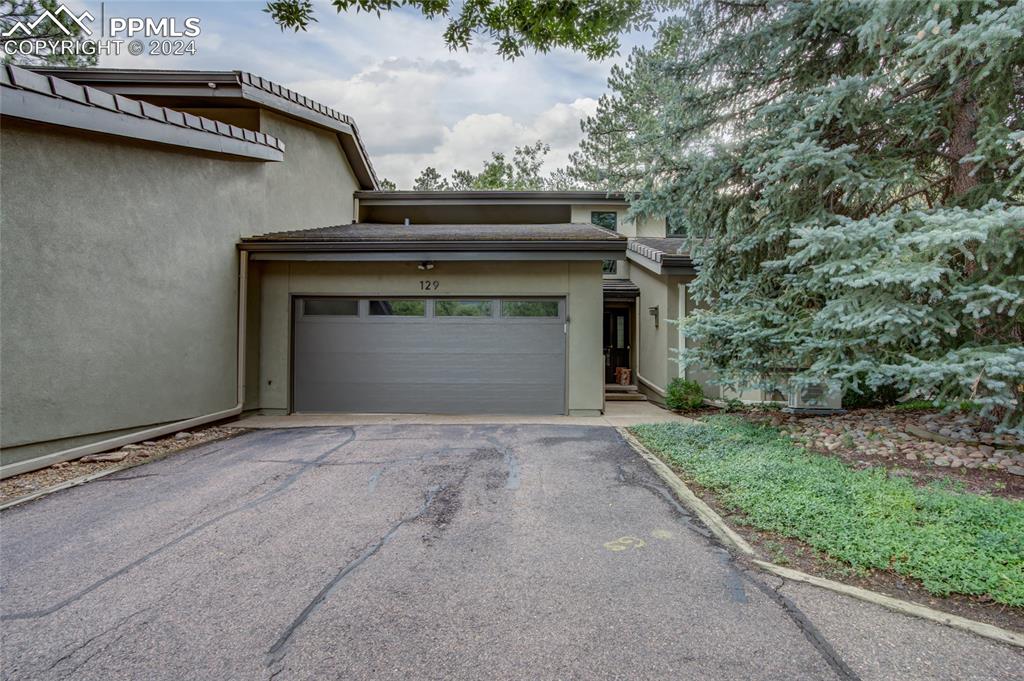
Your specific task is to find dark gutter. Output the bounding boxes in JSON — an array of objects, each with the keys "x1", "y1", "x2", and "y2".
[
  {"x1": 238, "y1": 240, "x2": 627, "y2": 253},
  {"x1": 355, "y1": 190, "x2": 633, "y2": 203}
]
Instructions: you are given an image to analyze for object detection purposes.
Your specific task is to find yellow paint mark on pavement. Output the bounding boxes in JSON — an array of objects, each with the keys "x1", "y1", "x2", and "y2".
[{"x1": 604, "y1": 536, "x2": 646, "y2": 552}]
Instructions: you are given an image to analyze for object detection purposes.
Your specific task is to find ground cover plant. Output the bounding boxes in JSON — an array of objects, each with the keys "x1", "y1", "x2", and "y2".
[{"x1": 631, "y1": 416, "x2": 1024, "y2": 607}]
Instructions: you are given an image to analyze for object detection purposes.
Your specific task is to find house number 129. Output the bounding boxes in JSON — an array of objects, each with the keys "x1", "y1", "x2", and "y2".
[{"x1": 420, "y1": 280, "x2": 440, "y2": 290}]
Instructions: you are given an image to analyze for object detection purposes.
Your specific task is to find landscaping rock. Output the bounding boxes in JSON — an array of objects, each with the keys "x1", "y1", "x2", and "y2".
[
  {"x1": 1007, "y1": 466, "x2": 1024, "y2": 477},
  {"x1": 173, "y1": 431, "x2": 192, "y2": 440},
  {"x1": 80, "y1": 451, "x2": 128, "y2": 463}
]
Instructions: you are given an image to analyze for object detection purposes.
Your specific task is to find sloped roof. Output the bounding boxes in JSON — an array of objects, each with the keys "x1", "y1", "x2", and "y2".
[
  {"x1": 240, "y1": 222, "x2": 627, "y2": 253},
  {"x1": 356, "y1": 190, "x2": 632, "y2": 204},
  {"x1": 0, "y1": 65, "x2": 283, "y2": 161},
  {"x1": 629, "y1": 237, "x2": 693, "y2": 265},
  {"x1": 602, "y1": 279, "x2": 640, "y2": 299},
  {"x1": 35, "y1": 68, "x2": 378, "y2": 188}
]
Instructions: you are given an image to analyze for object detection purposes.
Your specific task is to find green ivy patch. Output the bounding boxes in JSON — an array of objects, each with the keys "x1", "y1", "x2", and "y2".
[{"x1": 631, "y1": 416, "x2": 1024, "y2": 607}]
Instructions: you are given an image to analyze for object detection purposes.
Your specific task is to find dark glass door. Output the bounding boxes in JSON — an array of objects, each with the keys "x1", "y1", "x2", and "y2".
[{"x1": 604, "y1": 307, "x2": 631, "y2": 384}]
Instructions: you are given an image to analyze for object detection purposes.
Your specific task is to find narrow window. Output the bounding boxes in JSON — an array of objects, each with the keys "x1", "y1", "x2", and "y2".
[
  {"x1": 501, "y1": 300, "x2": 559, "y2": 318},
  {"x1": 369, "y1": 299, "x2": 425, "y2": 316},
  {"x1": 592, "y1": 211, "x2": 618, "y2": 274},
  {"x1": 435, "y1": 300, "x2": 492, "y2": 317},
  {"x1": 303, "y1": 298, "x2": 358, "y2": 316}
]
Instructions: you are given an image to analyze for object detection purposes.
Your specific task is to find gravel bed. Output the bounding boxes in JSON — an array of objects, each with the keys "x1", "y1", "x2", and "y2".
[
  {"x1": 747, "y1": 408, "x2": 1024, "y2": 499},
  {"x1": 0, "y1": 425, "x2": 243, "y2": 504}
]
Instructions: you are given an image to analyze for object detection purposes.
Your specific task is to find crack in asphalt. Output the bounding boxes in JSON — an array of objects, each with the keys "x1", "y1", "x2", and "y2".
[
  {"x1": 744, "y1": 573, "x2": 862, "y2": 681},
  {"x1": 94, "y1": 473, "x2": 161, "y2": 482},
  {"x1": 614, "y1": 461, "x2": 858, "y2": 680},
  {"x1": 1, "y1": 428, "x2": 357, "y2": 623},
  {"x1": 264, "y1": 485, "x2": 443, "y2": 678},
  {"x1": 45, "y1": 606, "x2": 151, "y2": 673},
  {"x1": 363, "y1": 447, "x2": 484, "y2": 494},
  {"x1": 481, "y1": 430, "x2": 521, "y2": 491}
]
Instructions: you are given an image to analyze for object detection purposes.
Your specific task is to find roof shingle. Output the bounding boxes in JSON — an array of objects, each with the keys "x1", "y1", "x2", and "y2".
[{"x1": 243, "y1": 222, "x2": 626, "y2": 243}]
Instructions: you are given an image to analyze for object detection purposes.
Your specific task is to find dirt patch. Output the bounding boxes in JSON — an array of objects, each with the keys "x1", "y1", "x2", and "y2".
[
  {"x1": 661, "y1": 461, "x2": 1024, "y2": 635},
  {"x1": 1, "y1": 425, "x2": 244, "y2": 505}
]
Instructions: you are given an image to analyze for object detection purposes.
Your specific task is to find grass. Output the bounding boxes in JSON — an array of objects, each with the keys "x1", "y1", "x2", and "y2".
[
  {"x1": 891, "y1": 399, "x2": 982, "y2": 412},
  {"x1": 630, "y1": 416, "x2": 1024, "y2": 607}
]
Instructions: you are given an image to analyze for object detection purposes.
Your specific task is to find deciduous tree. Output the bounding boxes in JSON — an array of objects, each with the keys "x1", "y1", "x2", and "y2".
[{"x1": 264, "y1": 0, "x2": 661, "y2": 59}]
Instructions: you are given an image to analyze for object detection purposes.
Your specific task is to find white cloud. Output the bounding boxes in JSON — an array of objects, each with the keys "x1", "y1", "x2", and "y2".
[
  {"x1": 372, "y1": 97, "x2": 599, "y2": 188},
  {"x1": 85, "y1": 0, "x2": 649, "y2": 187},
  {"x1": 291, "y1": 52, "x2": 600, "y2": 187}
]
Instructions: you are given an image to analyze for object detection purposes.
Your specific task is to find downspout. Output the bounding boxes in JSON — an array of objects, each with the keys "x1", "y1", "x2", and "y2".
[{"x1": 0, "y1": 252, "x2": 249, "y2": 479}]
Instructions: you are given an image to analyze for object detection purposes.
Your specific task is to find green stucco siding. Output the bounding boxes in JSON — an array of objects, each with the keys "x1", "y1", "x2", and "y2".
[{"x1": 1, "y1": 114, "x2": 359, "y2": 466}]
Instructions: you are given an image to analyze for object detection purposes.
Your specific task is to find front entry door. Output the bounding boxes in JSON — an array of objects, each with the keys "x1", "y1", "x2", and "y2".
[{"x1": 604, "y1": 306, "x2": 631, "y2": 384}]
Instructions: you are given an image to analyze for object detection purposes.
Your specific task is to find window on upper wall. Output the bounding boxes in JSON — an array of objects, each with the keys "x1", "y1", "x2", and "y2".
[
  {"x1": 666, "y1": 215, "x2": 687, "y2": 236},
  {"x1": 591, "y1": 211, "x2": 618, "y2": 274}
]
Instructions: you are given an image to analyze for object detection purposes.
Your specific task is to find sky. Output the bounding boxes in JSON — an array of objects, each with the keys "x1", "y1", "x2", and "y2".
[{"x1": 69, "y1": 1, "x2": 653, "y2": 187}]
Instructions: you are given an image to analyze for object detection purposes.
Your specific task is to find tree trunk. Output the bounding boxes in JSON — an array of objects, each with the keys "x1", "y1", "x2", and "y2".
[{"x1": 947, "y1": 78, "x2": 979, "y2": 200}]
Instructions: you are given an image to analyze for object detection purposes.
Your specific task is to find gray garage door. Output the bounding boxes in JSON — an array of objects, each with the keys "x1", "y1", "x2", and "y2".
[{"x1": 292, "y1": 297, "x2": 566, "y2": 414}]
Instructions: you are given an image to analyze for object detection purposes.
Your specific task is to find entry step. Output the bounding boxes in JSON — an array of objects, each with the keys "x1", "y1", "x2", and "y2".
[{"x1": 605, "y1": 384, "x2": 647, "y2": 401}]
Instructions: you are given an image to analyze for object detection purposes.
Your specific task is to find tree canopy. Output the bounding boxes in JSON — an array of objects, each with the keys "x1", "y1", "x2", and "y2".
[
  {"x1": 265, "y1": 0, "x2": 662, "y2": 59},
  {"x1": 411, "y1": 141, "x2": 582, "y2": 190},
  {"x1": 572, "y1": 0, "x2": 1024, "y2": 429}
]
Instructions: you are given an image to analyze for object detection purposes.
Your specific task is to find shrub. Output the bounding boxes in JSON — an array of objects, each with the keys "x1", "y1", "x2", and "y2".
[
  {"x1": 842, "y1": 376, "x2": 902, "y2": 409},
  {"x1": 666, "y1": 378, "x2": 704, "y2": 410}
]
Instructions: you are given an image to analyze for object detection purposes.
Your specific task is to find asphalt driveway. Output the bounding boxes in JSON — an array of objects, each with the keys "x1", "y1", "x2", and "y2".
[{"x1": 1, "y1": 425, "x2": 1019, "y2": 680}]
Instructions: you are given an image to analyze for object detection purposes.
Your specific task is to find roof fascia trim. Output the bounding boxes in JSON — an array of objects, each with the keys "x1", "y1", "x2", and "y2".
[
  {"x1": 0, "y1": 86, "x2": 283, "y2": 161},
  {"x1": 239, "y1": 240, "x2": 626, "y2": 253},
  {"x1": 248, "y1": 250, "x2": 621, "y2": 262}
]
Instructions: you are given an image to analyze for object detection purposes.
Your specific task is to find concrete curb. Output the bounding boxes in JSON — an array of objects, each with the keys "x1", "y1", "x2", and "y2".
[
  {"x1": 617, "y1": 426, "x2": 1024, "y2": 650},
  {"x1": 618, "y1": 427, "x2": 759, "y2": 557},
  {"x1": 0, "y1": 431, "x2": 244, "y2": 512}
]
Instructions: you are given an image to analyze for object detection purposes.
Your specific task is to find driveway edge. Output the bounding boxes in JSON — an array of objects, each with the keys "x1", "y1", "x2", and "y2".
[
  {"x1": 0, "y1": 431, "x2": 244, "y2": 512},
  {"x1": 617, "y1": 426, "x2": 1024, "y2": 650}
]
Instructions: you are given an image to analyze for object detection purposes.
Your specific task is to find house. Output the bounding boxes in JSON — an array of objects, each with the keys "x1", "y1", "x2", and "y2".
[{"x1": 0, "y1": 66, "x2": 820, "y2": 479}]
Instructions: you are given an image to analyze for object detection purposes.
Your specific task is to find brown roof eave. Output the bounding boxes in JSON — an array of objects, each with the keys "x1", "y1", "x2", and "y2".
[{"x1": 238, "y1": 240, "x2": 627, "y2": 253}]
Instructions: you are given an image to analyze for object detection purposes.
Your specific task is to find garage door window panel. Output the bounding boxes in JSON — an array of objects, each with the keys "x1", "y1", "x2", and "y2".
[
  {"x1": 501, "y1": 300, "x2": 561, "y2": 319},
  {"x1": 435, "y1": 300, "x2": 494, "y2": 318},
  {"x1": 302, "y1": 298, "x2": 359, "y2": 317},
  {"x1": 369, "y1": 299, "x2": 426, "y2": 317}
]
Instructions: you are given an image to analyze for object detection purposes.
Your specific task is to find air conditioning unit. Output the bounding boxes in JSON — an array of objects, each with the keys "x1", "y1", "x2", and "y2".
[{"x1": 784, "y1": 383, "x2": 844, "y2": 414}]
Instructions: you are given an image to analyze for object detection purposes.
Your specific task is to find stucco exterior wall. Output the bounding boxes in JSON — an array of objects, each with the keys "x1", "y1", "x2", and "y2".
[
  {"x1": 635, "y1": 215, "x2": 667, "y2": 237},
  {"x1": 1, "y1": 115, "x2": 359, "y2": 467},
  {"x1": 676, "y1": 280, "x2": 773, "y2": 404},
  {"x1": 631, "y1": 265, "x2": 670, "y2": 400},
  {"x1": 569, "y1": 205, "x2": 667, "y2": 281},
  {"x1": 678, "y1": 280, "x2": 719, "y2": 400},
  {"x1": 570, "y1": 204, "x2": 631, "y2": 280},
  {"x1": 255, "y1": 260, "x2": 605, "y2": 416}
]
